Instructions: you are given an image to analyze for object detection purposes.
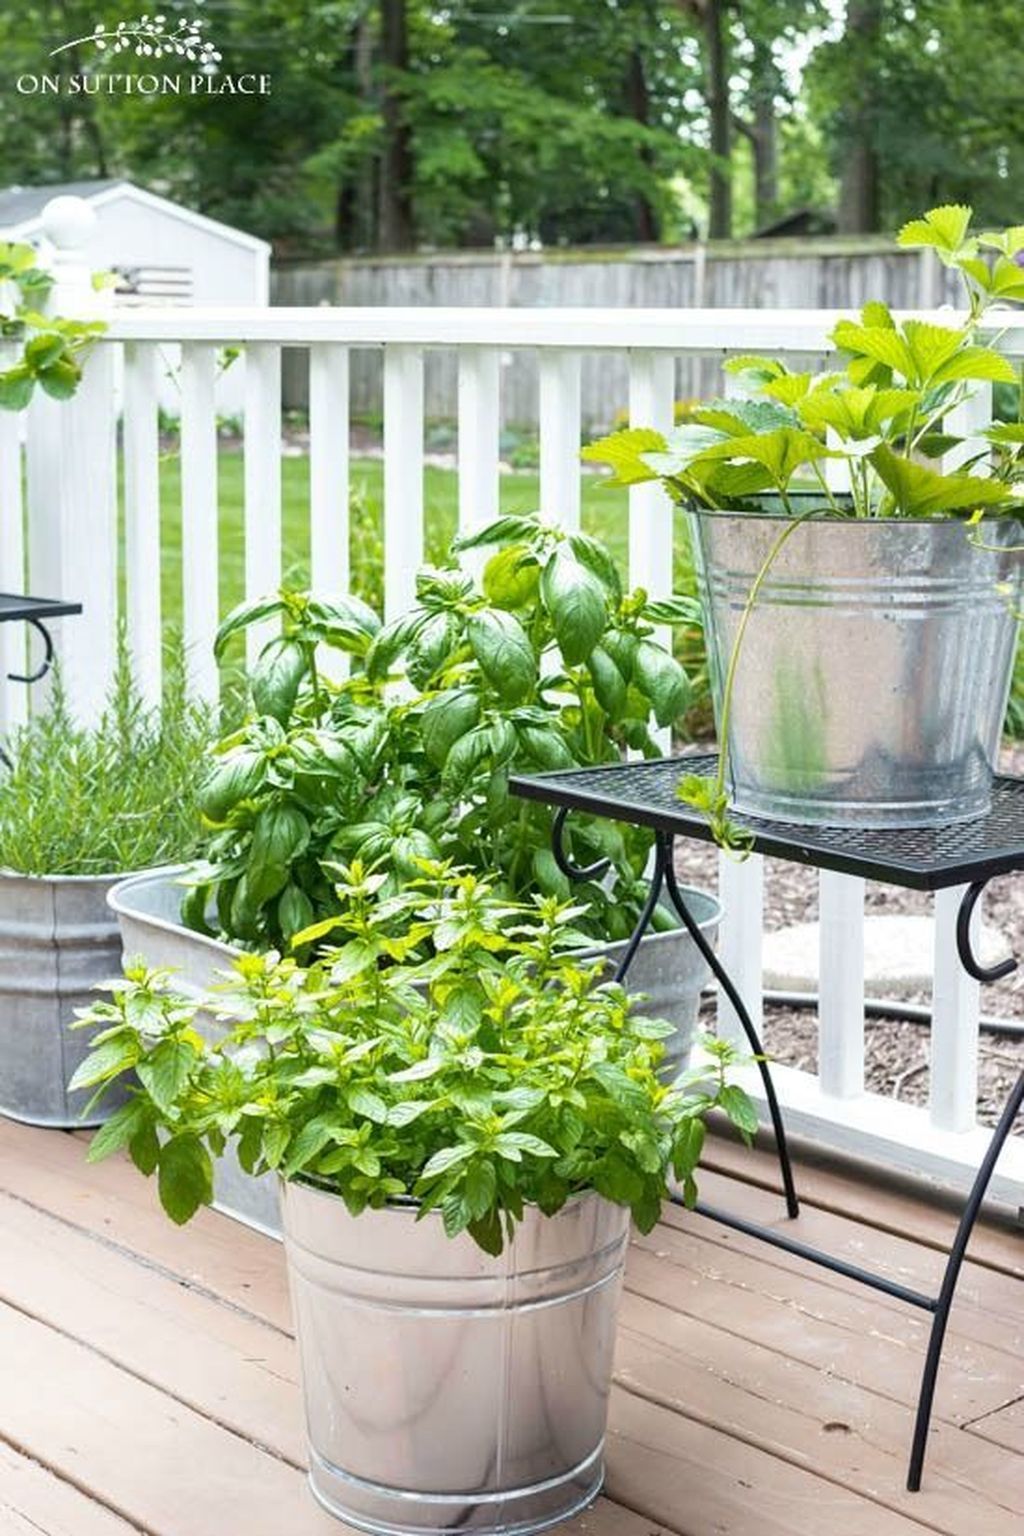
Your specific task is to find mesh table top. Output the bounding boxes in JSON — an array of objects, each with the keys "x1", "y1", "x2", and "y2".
[
  {"x1": 0, "y1": 593, "x2": 82, "y2": 623},
  {"x1": 510, "y1": 754, "x2": 1024, "y2": 890}
]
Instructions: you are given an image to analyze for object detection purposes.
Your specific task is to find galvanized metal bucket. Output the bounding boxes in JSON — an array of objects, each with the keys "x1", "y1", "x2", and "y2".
[
  {"x1": 0, "y1": 870, "x2": 127, "y2": 1127},
  {"x1": 581, "y1": 887, "x2": 719, "y2": 1081},
  {"x1": 108, "y1": 866, "x2": 281, "y2": 1236},
  {"x1": 109, "y1": 869, "x2": 720, "y2": 1235},
  {"x1": 689, "y1": 509, "x2": 1024, "y2": 828},
  {"x1": 281, "y1": 1180, "x2": 630, "y2": 1535}
]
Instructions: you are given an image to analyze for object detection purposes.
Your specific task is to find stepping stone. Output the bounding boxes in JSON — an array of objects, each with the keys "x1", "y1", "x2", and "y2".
[{"x1": 763, "y1": 914, "x2": 1013, "y2": 997}]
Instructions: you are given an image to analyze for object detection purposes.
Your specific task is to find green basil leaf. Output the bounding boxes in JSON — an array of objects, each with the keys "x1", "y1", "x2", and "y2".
[
  {"x1": 197, "y1": 749, "x2": 267, "y2": 822},
  {"x1": 421, "y1": 688, "x2": 481, "y2": 768},
  {"x1": 540, "y1": 551, "x2": 608, "y2": 666},
  {"x1": 633, "y1": 640, "x2": 690, "y2": 728},
  {"x1": 248, "y1": 803, "x2": 310, "y2": 905},
  {"x1": 587, "y1": 645, "x2": 627, "y2": 721},
  {"x1": 568, "y1": 531, "x2": 622, "y2": 601},
  {"x1": 482, "y1": 544, "x2": 541, "y2": 609},
  {"x1": 466, "y1": 609, "x2": 536, "y2": 703},
  {"x1": 214, "y1": 595, "x2": 285, "y2": 658},
  {"x1": 250, "y1": 635, "x2": 307, "y2": 724}
]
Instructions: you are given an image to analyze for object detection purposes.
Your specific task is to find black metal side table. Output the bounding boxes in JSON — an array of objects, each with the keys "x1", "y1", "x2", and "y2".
[{"x1": 509, "y1": 752, "x2": 1024, "y2": 1491}]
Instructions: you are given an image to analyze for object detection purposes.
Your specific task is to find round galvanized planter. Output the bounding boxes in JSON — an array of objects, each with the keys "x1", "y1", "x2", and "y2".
[
  {"x1": 281, "y1": 1180, "x2": 630, "y2": 1535},
  {"x1": 0, "y1": 870, "x2": 127, "y2": 1127},
  {"x1": 109, "y1": 869, "x2": 720, "y2": 1234},
  {"x1": 580, "y1": 886, "x2": 719, "y2": 1081},
  {"x1": 689, "y1": 509, "x2": 1024, "y2": 829}
]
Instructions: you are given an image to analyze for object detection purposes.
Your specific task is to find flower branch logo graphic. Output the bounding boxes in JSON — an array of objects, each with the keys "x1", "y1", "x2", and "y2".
[{"x1": 50, "y1": 15, "x2": 221, "y2": 66}]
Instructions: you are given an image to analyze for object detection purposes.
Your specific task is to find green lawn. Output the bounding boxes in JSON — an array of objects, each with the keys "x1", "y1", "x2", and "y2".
[{"x1": 153, "y1": 452, "x2": 698, "y2": 634}]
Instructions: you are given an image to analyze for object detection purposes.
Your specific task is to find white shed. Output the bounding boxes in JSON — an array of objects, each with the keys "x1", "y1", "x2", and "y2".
[
  {"x1": 0, "y1": 178, "x2": 270, "y2": 411},
  {"x1": 0, "y1": 178, "x2": 269, "y2": 306}
]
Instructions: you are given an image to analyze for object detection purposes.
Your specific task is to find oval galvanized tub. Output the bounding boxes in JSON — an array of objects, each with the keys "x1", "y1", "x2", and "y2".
[
  {"x1": 690, "y1": 510, "x2": 1024, "y2": 828},
  {"x1": 0, "y1": 870, "x2": 126, "y2": 1127},
  {"x1": 109, "y1": 868, "x2": 721, "y2": 1235},
  {"x1": 281, "y1": 1181, "x2": 630, "y2": 1534}
]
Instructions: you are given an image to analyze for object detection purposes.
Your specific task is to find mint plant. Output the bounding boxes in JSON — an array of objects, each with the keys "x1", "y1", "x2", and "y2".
[
  {"x1": 73, "y1": 866, "x2": 757, "y2": 1252},
  {"x1": 187, "y1": 520, "x2": 699, "y2": 950}
]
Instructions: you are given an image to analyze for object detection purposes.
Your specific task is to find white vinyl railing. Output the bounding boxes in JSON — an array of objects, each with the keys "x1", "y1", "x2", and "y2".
[{"x1": 5, "y1": 212, "x2": 1023, "y2": 1203}]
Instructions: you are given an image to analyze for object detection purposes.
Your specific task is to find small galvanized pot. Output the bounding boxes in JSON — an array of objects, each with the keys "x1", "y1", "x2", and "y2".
[
  {"x1": 0, "y1": 870, "x2": 126, "y2": 1127},
  {"x1": 690, "y1": 506, "x2": 1024, "y2": 828},
  {"x1": 109, "y1": 869, "x2": 721, "y2": 1234},
  {"x1": 281, "y1": 1180, "x2": 630, "y2": 1535}
]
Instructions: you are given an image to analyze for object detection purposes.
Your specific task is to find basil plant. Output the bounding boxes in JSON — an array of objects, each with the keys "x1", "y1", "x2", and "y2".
[
  {"x1": 584, "y1": 205, "x2": 1024, "y2": 522},
  {"x1": 74, "y1": 865, "x2": 757, "y2": 1252},
  {"x1": 186, "y1": 520, "x2": 699, "y2": 952}
]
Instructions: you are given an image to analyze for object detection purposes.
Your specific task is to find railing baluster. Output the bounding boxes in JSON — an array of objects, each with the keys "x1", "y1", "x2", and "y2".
[
  {"x1": 123, "y1": 341, "x2": 162, "y2": 706},
  {"x1": 457, "y1": 347, "x2": 501, "y2": 541},
  {"x1": 383, "y1": 344, "x2": 424, "y2": 621},
  {"x1": 309, "y1": 344, "x2": 350, "y2": 680},
  {"x1": 931, "y1": 885, "x2": 980, "y2": 1133},
  {"x1": 309, "y1": 344, "x2": 350, "y2": 594},
  {"x1": 717, "y1": 853, "x2": 764, "y2": 1048},
  {"x1": 180, "y1": 343, "x2": 220, "y2": 704},
  {"x1": 0, "y1": 345, "x2": 26, "y2": 732},
  {"x1": 25, "y1": 345, "x2": 118, "y2": 724},
  {"x1": 243, "y1": 342, "x2": 283, "y2": 665},
  {"x1": 628, "y1": 351, "x2": 675, "y2": 751},
  {"x1": 539, "y1": 350, "x2": 581, "y2": 528},
  {"x1": 817, "y1": 870, "x2": 866, "y2": 1098}
]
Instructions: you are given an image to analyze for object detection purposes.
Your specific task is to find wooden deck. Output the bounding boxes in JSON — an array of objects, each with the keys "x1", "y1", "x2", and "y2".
[{"x1": 0, "y1": 1117, "x2": 1021, "y2": 1536}]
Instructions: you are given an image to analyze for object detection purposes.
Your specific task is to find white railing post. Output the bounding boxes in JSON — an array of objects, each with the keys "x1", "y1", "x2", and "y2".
[
  {"x1": 123, "y1": 341, "x2": 162, "y2": 706},
  {"x1": 716, "y1": 853, "x2": 764, "y2": 1048},
  {"x1": 243, "y1": 341, "x2": 283, "y2": 666},
  {"x1": 539, "y1": 350, "x2": 581, "y2": 529},
  {"x1": 817, "y1": 870, "x2": 866, "y2": 1098},
  {"x1": 383, "y1": 344, "x2": 424, "y2": 621},
  {"x1": 628, "y1": 351, "x2": 675, "y2": 751},
  {"x1": 309, "y1": 344, "x2": 351, "y2": 681},
  {"x1": 25, "y1": 196, "x2": 117, "y2": 724},
  {"x1": 457, "y1": 347, "x2": 501, "y2": 543},
  {"x1": 0, "y1": 342, "x2": 26, "y2": 734},
  {"x1": 930, "y1": 885, "x2": 980, "y2": 1133},
  {"x1": 180, "y1": 344, "x2": 220, "y2": 703}
]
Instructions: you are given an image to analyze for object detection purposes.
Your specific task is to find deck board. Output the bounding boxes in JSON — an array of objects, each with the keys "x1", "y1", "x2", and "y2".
[{"x1": 0, "y1": 1117, "x2": 1020, "y2": 1536}]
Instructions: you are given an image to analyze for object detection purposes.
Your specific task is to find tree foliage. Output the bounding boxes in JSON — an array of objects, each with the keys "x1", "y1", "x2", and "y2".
[{"x1": 0, "y1": 2, "x2": 1016, "y2": 249}]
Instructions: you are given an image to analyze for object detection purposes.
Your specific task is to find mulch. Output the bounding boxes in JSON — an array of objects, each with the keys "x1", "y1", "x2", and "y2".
[{"x1": 674, "y1": 744, "x2": 1024, "y2": 1129}]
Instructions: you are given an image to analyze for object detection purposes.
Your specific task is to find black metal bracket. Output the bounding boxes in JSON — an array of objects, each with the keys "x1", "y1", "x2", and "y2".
[
  {"x1": 957, "y1": 879, "x2": 1018, "y2": 983},
  {"x1": 540, "y1": 799, "x2": 1024, "y2": 1494},
  {"x1": 6, "y1": 616, "x2": 56, "y2": 686}
]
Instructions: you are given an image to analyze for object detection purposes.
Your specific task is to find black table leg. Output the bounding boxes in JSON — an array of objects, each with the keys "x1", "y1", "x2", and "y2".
[
  {"x1": 551, "y1": 811, "x2": 799, "y2": 1218},
  {"x1": 907, "y1": 1066, "x2": 1024, "y2": 1490},
  {"x1": 906, "y1": 877, "x2": 1023, "y2": 1490},
  {"x1": 659, "y1": 832, "x2": 799, "y2": 1220}
]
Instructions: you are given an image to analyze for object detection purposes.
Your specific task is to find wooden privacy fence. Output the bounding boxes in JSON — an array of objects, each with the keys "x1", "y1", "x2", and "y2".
[
  {"x1": 272, "y1": 238, "x2": 954, "y2": 427},
  {"x1": 4, "y1": 216, "x2": 1022, "y2": 1208}
]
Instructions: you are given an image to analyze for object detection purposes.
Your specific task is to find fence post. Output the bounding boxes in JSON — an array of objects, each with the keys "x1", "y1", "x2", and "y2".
[{"x1": 24, "y1": 196, "x2": 117, "y2": 725}]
